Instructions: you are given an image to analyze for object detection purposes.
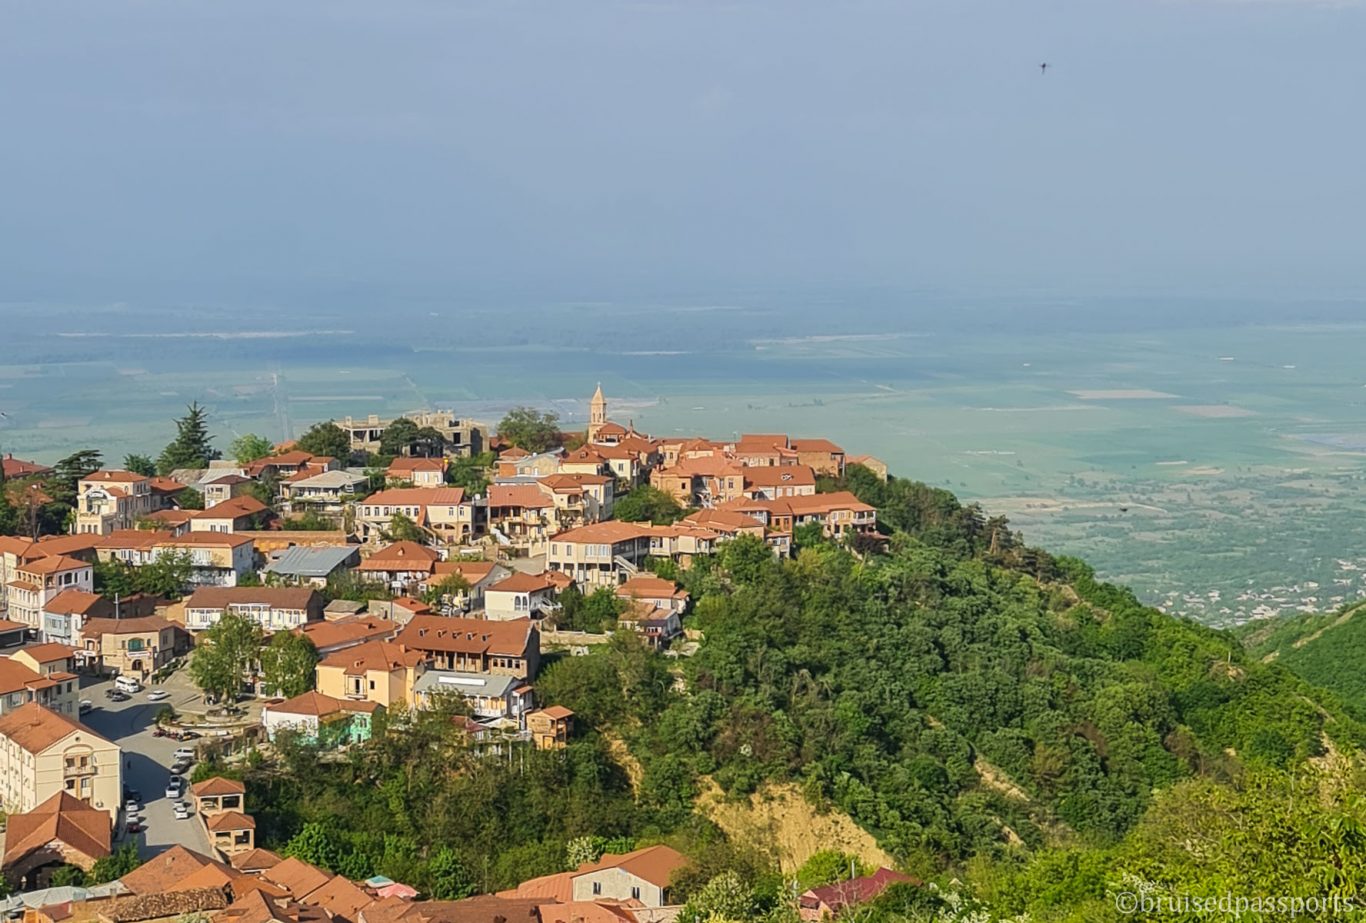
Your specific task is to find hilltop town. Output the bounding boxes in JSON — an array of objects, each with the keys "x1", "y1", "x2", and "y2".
[{"x1": 0, "y1": 387, "x2": 905, "y2": 921}]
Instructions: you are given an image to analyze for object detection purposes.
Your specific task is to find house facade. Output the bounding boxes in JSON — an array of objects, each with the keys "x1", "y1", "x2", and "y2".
[
  {"x1": 394, "y1": 616, "x2": 539, "y2": 679},
  {"x1": 151, "y1": 533, "x2": 257, "y2": 587},
  {"x1": 0, "y1": 703, "x2": 121, "y2": 823},
  {"x1": 76, "y1": 616, "x2": 186, "y2": 679},
  {"x1": 0, "y1": 658, "x2": 79, "y2": 718},
  {"x1": 569, "y1": 844, "x2": 688, "y2": 908},
  {"x1": 314, "y1": 640, "x2": 427, "y2": 709},
  {"x1": 73, "y1": 471, "x2": 159, "y2": 535},
  {"x1": 261, "y1": 691, "x2": 380, "y2": 746},
  {"x1": 182, "y1": 587, "x2": 324, "y2": 633},
  {"x1": 356, "y1": 487, "x2": 480, "y2": 544},
  {"x1": 6, "y1": 555, "x2": 95, "y2": 633},
  {"x1": 484, "y1": 572, "x2": 560, "y2": 620}
]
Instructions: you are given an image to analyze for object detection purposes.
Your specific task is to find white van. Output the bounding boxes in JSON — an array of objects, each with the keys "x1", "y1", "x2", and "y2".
[{"x1": 114, "y1": 675, "x2": 143, "y2": 694}]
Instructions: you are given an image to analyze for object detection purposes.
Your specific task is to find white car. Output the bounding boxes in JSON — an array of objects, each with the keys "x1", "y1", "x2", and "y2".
[
  {"x1": 165, "y1": 777, "x2": 182, "y2": 799},
  {"x1": 147, "y1": 689, "x2": 170, "y2": 702},
  {"x1": 173, "y1": 747, "x2": 196, "y2": 761},
  {"x1": 124, "y1": 798, "x2": 140, "y2": 814},
  {"x1": 173, "y1": 801, "x2": 192, "y2": 820},
  {"x1": 78, "y1": 699, "x2": 93, "y2": 714}
]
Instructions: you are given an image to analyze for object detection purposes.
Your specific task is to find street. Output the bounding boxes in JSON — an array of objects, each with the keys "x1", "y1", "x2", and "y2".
[{"x1": 79, "y1": 675, "x2": 212, "y2": 859}]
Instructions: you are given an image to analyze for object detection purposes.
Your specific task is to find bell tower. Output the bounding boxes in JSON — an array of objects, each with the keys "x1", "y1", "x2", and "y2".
[{"x1": 588, "y1": 383, "x2": 607, "y2": 442}]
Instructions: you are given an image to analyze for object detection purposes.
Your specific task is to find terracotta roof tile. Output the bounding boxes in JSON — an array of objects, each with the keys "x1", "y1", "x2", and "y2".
[
  {"x1": 0, "y1": 702, "x2": 110, "y2": 754},
  {"x1": 1, "y1": 791, "x2": 110, "y2": 868}
]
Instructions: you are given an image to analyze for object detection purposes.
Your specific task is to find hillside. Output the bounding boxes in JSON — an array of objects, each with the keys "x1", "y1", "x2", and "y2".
[
  {"x1": 234, "y1": 465, "x2": 1366, "y2": 921},
  {"x1": 1239, "y1": 601, "x2": 1366, "y2": 717}
]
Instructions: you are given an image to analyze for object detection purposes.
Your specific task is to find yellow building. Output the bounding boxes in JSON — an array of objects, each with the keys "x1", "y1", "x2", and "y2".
[
  {"x1": 0, "y1": 703, "x2": 121, "y2": 823},
  {"x1": 315, "y1": 640, "x2": 427, "y2": 709}
]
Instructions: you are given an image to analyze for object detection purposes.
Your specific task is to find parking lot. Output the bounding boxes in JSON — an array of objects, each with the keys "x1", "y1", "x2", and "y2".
[{"x1": 79, "y1": 675, "x2": 212, "y2": 859}]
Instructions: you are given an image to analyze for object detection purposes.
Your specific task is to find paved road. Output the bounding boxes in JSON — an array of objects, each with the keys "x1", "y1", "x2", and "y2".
[{"x1": 79, "y1": 676, "x2": 212, "y2": 859}]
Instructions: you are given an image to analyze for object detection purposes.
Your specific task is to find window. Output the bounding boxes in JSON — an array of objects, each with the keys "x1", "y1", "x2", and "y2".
[
  {"x1": 631, "y1": 887, "x2": 641, "y2": 900},
  {"x1": 592, "y1": 882, "x2": 602, "y2": 896}
]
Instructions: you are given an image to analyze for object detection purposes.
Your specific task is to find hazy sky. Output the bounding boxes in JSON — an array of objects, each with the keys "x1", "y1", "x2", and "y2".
[{"x1": 3, "y1": 0, "x2": 1364, "y2": 303}]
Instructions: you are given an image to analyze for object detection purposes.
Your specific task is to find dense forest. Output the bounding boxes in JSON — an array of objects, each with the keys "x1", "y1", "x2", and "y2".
[
  {"x1": 208, "y1": 466, "x2": 1366, "y2": 921},
  {"x1": 1239, "y1": 601, "x2": 1366, "y2": 719}
]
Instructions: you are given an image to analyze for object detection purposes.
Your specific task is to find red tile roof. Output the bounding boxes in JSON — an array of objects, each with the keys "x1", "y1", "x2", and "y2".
[
  {"x1": 191, "y1": 776, "x2": 246, "y2": 797},
  {"x1": 488, "y1": 484, "x2": 554, "y2": 509},
  {"x1": 804, "y1": 867, "x2": 918, "y2": 911},
  {"x1": 19, "y1": 554, "x2": 89, "y2": 576},
  {"x1": 395, "y1": 616, "x2": 536, "y2": 658},
  {"x1": 361, "y1": 487, "x2": 467, "y2": 507},
  {"x1": 572, "y1": 844, "x2": 689, "y2": 889},
  {"x1": 0, "y1": 703, "x2": 112, "y2": 754},
  {"x1": 41, "y1": 589, "x2": 111, "y2": 617},
  {"x1": 317, "y1": 640, "x2": 425, "y2": 674},
  {"x1": 488, "y1": 572, "x2": 557, "y2": 594},
  {"x1": 193, "y1": 495, "x2": 269, "y2": 520},
  {"x1": 357, "y1": 541, "x2": 441, "y2": 571},
  {"x1": 1, "y1": 791, "x2": 110, "y2": 868}
]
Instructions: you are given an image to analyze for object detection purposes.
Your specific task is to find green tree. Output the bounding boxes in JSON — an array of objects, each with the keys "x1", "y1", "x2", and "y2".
[
  {"x1": 796, "y1": 850, "x2": 870, "y2": 890},
  {"x1": 496, "y1": 406, "x2": 561, "y2": 453},
  {"x1": 412, "y1": 426, "x2": 447, "y2": 458},
  {"x1": 284, "y1": 821, "x2": 345, "y2": 871},
  {"x1": 188, "y1": 612, "x2": 263, "y2": 703},
  {"x1": 88, "y1": 843, "x2": 141, "y2": 884},
  {"x1": 680, "y1": 871, "x2": 757, "y2": 923},
  {"x1": 424, "y1": 847, "x2": 477, "y2": 900},
  {"x1": 176, "y1": 487, "x2": 205, "y2": 510},
  {"x1": 379, "y1": 418, "x2": 420, "y2": 457},
  {"x1": 260, "y1": 632, "x2": 320, "y2": 698},
  {"x1": 447, "y1": 451, "x2": 494, "y2": 493},
  {"x1": 385, "y1": 512, "x2": 426, "y2": 543},
  {"x1": 123, "y1": 453, "x2": 157, "y2": 476},
  {"x1": 231, "y1": 433, "x2": 275, "y2": 464},
  {"x1": 560, "y1": 586, "x2": 624, "y2": 633},
  {"x1": 296, "y1": 421, "x2": 353, "y2": 460},
  {"x1": 157, "y1": 402, "x2": 219, "y2": 474},
  {"x1": 137, "y1": 550, "x2": 194, "y2": 598},
  {"x1": 48, "y1": 864, "x2": 86, "y2": 887},
  {"x1": 244, "y1": 470, "x2": 280, "y2": 512},
  {"x1": 49, "y1": 449, "x2": 103, "y2": 506},
  {"x1": 614, "y1": 485, "x2": 686, "y2": 524},
  {"x1": 422, "y1": 573, "x2": 471, "y2": 607}
]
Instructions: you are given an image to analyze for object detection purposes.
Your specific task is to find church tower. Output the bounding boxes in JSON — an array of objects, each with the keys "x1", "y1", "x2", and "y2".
[{"x1": 588, "y1": 383, "x2": 607, "y2": 442}]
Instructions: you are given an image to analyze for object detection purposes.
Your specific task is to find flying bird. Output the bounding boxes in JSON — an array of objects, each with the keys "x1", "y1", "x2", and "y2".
[{"x1": 1040, "y1": 63, "x2": 1048, "y2": 75}]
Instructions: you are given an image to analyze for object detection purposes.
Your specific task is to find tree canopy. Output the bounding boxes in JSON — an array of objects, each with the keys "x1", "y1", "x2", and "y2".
[
  {"x1": 260, "y1": 632, "x2": 320, "y2": 698},
  {"x1": 157, "y1": 402, "x2": 219, "y2": 474},
  {"x1": 613, "y1": 485, "x2": 686, "y2": 524},
  {"x1": 496, "y1": 407, "x2": 561, "y2": 453},
  {"x1": 231, "y1": 433, "x2": 275, "y2": 464},
  {"x1": 296, "y1": 421, "x2": 353, "y2": 460},
  {"x1": 188, "y1": 613, "x2": 264, "y2": 703}
]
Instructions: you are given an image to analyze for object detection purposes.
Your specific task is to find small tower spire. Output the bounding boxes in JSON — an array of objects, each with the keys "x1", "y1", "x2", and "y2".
[{"x1": 588, "y1": 383, "x2": 607, "y2": 442}]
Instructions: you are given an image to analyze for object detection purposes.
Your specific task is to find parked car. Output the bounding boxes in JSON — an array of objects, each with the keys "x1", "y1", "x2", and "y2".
[
  {"x1": 122, "y1": 787, "x2": 141, "y2": 803},
  {"x1": 173, "y1": 730, "x2": 201, "y2": 741},
  {"x1": 114, "y1": 676, "x2": 142, "y2": 694},
  {"x1": 146, "y1": 689, "x2": 170, "y2": 702},
  {"x1": 126, "y1": 821, "x2": 146, "y2": 834},
  {"x1": 78, "y1": 700, "x2": 93, "y2": 714},
  {"x1": 124, "y1": 798, "x2": 140, "y2": 814},
  {"x1": 171, "y1": 759, "x2": 192, "y2": 776},
  {"x1": 173, "y1": 747, "x2": 196, "y2": 761},
  {"x1": 104, "y1": 688, "x2": 129, "y2": 701},
  {"x1": 165, "y1": 777, "x2": 182, "y2": 799},
  {"x1": 173, "y1": 801, "x2": 192, "y2": 820}
]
